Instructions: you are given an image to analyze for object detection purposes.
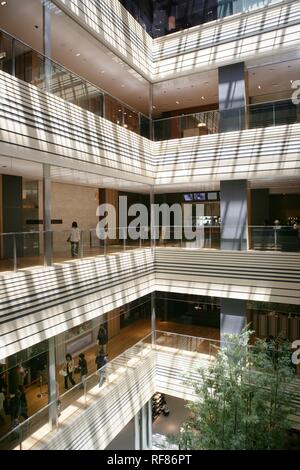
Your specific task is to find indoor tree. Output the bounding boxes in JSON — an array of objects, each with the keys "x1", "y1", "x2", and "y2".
[{"x1": 173, "y1": 328, "x2": 295, "y2": 450}]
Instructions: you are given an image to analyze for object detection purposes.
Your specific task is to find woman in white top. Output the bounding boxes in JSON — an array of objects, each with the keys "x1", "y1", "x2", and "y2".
[{"x1": 68, "y1": 221, "x2": 80, "y2": 257}]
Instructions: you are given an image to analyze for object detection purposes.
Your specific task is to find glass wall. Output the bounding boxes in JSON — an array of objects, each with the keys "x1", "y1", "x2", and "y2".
[
  {"x1": 119, "y1": 0, "x2": 282, "y2": 38},
  {"x1": 0, "y1": 29, "x2": 149, "y2": 138}
]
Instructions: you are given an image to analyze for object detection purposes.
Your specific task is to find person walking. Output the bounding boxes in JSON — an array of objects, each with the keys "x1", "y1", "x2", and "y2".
[
  {"x1": 95, "y1": 350, "x2": 107, "y2": 388},
  {"x1": 63, "y1": 354, "x2": 76, "y2": 390},
  {"x1": 77, "y1": 353, "x2": 88, "y2": 389},
  {"x1": 97, "y1": 324, "x2": 108, "y2": 355},
  {"x1": 67, "y1": 221, "x2": 80, "y2": 257}
]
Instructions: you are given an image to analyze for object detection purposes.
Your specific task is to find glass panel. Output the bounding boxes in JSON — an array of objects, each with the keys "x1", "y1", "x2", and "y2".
[
  {"x1": 123, "y1": 107, "x2": 139, "y2": 134},
  {"x1": 120, "y1": 0, "x2": 281, "y2": 38},
  {"x1": 0, "y1": 32, "x2": 13, "y2": 74},
  {"x1": 14, "y1": 40, "x2": 45, "y2": 87}
]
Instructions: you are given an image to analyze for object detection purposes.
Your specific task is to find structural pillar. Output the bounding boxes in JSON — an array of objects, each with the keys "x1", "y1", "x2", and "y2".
[
  {"x1": 220, "y1": 179, "x2": 249, "y2": 251},
  {"x1": 134, "y1": 401, "x2": 152, "y2": 450},
  {"x1": 43, "y1": 164, "x2": 52, "y2": 266},
  {"x1": 220, "y1": 298, "x2": 247, "y2": 343},
  {"x1": 150, "y1": 187, "x2": 156, "y2": 344},
  {"x1": 218, "y1": 62, "x2": 246, "y2": 132},
  {"x1": 43, "y1": 1, "x2": 51, "y2": 92},
  {"x1": 48, "y1": 336, "x2": 58, "y2": 429}
]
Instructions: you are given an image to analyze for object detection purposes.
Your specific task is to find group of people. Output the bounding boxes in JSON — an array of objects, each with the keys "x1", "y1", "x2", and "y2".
[{"x1": 62, "y1": 324, "x2": 108, "y2": 391}]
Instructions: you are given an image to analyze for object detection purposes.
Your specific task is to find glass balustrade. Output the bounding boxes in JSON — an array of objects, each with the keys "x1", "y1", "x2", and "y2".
[
  {"x1": 154, "y1": 100, "x2": 299, "y2": 141},
  {"x1": 119, "y1": 0, "x2": 283, "y2": 38},
  {"x1": 0, "y1": 225, "x2": 298, "y2": 274},
  {"x1": 0, "y1": 335, "x2": 153, "y2": 450},
  {"x1": 1, "y1": 28, "x2": 298, "y2": 144},
  {"x1": 0, "y1": 330, "x2": 231, "y2": 449},
  {"x1": 0, "y1": 29, "x2": 150, "y2": 138}
]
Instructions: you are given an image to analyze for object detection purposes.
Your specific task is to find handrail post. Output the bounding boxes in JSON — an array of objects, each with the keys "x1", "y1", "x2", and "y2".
[
  {"x1": 80, "y1": 230, "x2": 83, "y2": 259},
  {"x1": 13, "y1": 233, "x2": 17, "y2": 272},
  {"x1": 84, "y1": 378, "x2": 87, "y2": 408}
]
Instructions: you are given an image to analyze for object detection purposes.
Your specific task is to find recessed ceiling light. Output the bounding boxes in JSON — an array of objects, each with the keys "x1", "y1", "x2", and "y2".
[
  {"x1": 121, "y1": 84, "x2": 125, "y2": 87},
  {"x1": 175, "y1": 100, "x2": 180, "y2": 104},
  {"x1": 201, "y1": 96, "x2": 205, "y2": 100},
  {"x1": 75, "y1": 53, "x2": 81, "y2": 57},
  {"x1": 100, "y1": 70, "x2": 105, "y2": 74},
  {"x1": 118, "y1": 109, "x2": 122, "y2": 112},
  {"x1": 1, "y1": 2, "x2": 7, "y2": 6},
  {"x1": 290, "y1": 79, "x2": 293, "y2": 83},
  {"x1": 152, "y1": 105, "x2": 156, "y2": 109},
  {"x1": 258, "y1": 85, "x2": 261, "y2": 89}
]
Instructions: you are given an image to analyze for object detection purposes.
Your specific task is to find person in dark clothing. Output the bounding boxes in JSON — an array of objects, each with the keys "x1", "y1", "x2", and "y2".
[
  {"x1": 18, "y1": 385, "x2": 28, "y2": 420},
  {"x1": 9, "y1": 393, "x2": 20, "y2": 429},
  {"x1": 97, "y1": 325, "x2": 108, "y2": 355},
  {"x1": 95, "y1": 351, "x2": 107, "y2": 388},
  {"x1": 77, "y1": 353, "x2": 88, "y2": 389}
]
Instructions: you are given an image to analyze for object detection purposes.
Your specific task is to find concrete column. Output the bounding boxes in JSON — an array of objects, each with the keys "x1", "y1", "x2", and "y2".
[
  {"x1": 134, "y1": 410, "x2": 141, "y2": 450},
  {"x1": 48, "y1": 336, "x2": 58, "y2": 429},
  {"x1": 43, "y1": 164, "x2": 52, "y2": 266},
  {"x1": 149, "y1": 84, "x2": 154, "y2": 141},
  {"x1": 150, "y1": 187, "x2": 156, "y2": 342},
  {"x1": 220, "y1": 298, "x2": 246, "y2": 343},
  {"x1": 220, "y1": 179, "x2": 249, "y2": 251},
  {"x1": 218, "y1": 62, "x2": 246, "y2": 132},
  {"x1": 134, "y1": 401, "x2": 152, "y2": 450},
  {"x1": 250, "y1": 189, "x2": 270, "y2": 249},
  {"x1": 43, "y1": 2, "x2": 51, "y2": 92},
  {"x1": 147, "y1": 399, "x2": 153, "y2": 449}
]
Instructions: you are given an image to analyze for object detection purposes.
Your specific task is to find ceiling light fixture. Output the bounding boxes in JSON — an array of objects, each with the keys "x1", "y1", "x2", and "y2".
[
  {"x1": 1, "y1": 1, "x2": 7, "y2": 6},
  {"x1": 75, "y1": 53, "x2": 81, "y2": 57},
  {"x1": 258, "y1": 85, "x2": 261, "y2": 89},
  {"x1": 201, "y1": 96, "x2": 205, "y2": 100},
  {"x1": 121, "y1": 84, "x2": 125, "y2": 87},
  {"x1": 175, "y1": 100, "x2": 180, "y2": 104}
]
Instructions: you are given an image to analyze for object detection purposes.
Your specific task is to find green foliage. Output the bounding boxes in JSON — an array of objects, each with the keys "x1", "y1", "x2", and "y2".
[{"x1": 175, "y1": 328, "x2": 295, "y2": 450}]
